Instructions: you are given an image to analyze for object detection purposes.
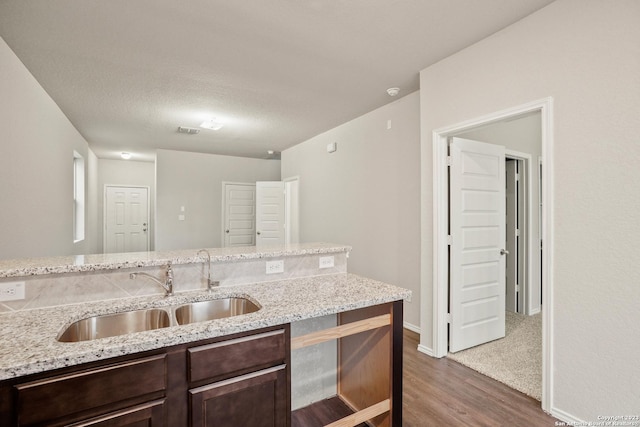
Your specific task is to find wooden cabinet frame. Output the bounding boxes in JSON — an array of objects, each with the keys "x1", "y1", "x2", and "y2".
[{"x1": 290, "y1": 301, "x2": 403, "y2": 427}]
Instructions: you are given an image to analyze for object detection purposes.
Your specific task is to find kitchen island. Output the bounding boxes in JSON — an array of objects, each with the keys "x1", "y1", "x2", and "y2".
[{"x1": 0, "y1": 243, "x2": 409, "y2": 426}]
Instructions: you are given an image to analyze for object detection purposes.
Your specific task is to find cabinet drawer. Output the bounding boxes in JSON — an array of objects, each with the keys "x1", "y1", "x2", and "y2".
[
  {"x1": 67, "y1": 400, "x2": 165, "y2": 427},
  {"x1": 189, "y1": 365, "x2": 288, "y2": 427},
  {"x1": 16, "y1": 354, "x2": 166, "y2": 426},
  {"x1": 188, "y1": 329, "x2": 286, "y2": 383}
]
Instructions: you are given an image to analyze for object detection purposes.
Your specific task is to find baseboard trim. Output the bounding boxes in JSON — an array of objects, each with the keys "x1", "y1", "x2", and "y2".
[
  {"x1": 403, "y1": 321, "x2": 420, "y2": 334},
  {"x1": 417, "y1": 344, "x2": 437, "y2": 357},
  {"x1": 550, "y1": 406, "x2": 583, "y2": 424}
]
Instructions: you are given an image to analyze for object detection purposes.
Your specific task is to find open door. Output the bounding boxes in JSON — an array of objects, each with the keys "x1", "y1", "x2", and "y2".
[
  {"x1": 505, "y1": 159, "x2": 518, "y2": 313},
  {"x1": 449, "y1": 137, "x2": 506, "y2": 353},
  {"x1": 256, "y1": 181, "x2": 285, "y2": 246}
]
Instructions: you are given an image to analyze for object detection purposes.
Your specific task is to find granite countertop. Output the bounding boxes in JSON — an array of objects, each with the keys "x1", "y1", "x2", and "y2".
[
  {"x1": 0, "y1": 242, "x2": 351, "y2": 278},
  {"x1": 0, "y1": 273, "x2": 409, "y2": 381}
]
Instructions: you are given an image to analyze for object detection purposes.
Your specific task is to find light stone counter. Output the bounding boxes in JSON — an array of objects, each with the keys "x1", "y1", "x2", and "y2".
[
  {"x1": 0, "y1": 242, "x2": 350, "y2": 278},
  {"x1": 0, "y1": 273, "x2": 410, "y2": 381}
]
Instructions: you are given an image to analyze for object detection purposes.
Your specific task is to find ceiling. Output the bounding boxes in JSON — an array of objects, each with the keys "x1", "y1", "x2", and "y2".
[{"x1": 0, "y1": 0, "x2": 555, "y2": 161}]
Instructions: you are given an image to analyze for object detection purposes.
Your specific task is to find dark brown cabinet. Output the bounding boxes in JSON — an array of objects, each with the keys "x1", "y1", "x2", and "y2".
[
  {"x1": 0, "y1": 325, "x2": 290, "y2": 427},
  {"x1": 66, "y1": 400, "x2": 165, "y2": 427},
  {"x1": 190, "y1": 365, "x2": 288, "y2": 427}
]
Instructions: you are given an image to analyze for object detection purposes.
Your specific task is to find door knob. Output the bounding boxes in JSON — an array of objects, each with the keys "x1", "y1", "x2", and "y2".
[
  {"x1": 225, "y1": 229, "x2": 230, "y2": 233},
  {"x1": 500, "y1": 249, "x2": 509, "y2": 255},
  {"x1": 257, "y1": 231, "x2": 261, "y2": 235}
]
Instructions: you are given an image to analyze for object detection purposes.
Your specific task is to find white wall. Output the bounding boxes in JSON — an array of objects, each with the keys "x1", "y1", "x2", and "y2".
[
  {"x1": 460, "y1": 112, "x2": 542, "y2": 313},
  {"x1": 0, "y1": 37, "x2": 96, "y2": 259},
  {"x1": 155, "y1": 150, "x2": 281, "y2": 250},
  {"x1": 282, "y1": 92, "x2": 421, "y2": 329},
  {"x1": 97, "y1": 159, "x2": 156, "y2": 252},
  {"x1": 419, "y1": 0, "x2": 640, "y2": 420}
]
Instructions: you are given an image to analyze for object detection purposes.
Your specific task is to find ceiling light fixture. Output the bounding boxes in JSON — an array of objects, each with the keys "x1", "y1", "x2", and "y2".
[
  {"x1": 120, "y1": 152, "x2": 131, "y2": 160},
  {"x1": 386, "y1": 87, "x2": 400, "y2": 97},
  {"x1": 200, "y1": 118, "x2": 224, "y2": 131}
]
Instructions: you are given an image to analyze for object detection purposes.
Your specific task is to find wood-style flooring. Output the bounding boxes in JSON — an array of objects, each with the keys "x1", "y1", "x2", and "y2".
[{"x1": 403, "y1": 329, "x2": 558, "y2": 426}]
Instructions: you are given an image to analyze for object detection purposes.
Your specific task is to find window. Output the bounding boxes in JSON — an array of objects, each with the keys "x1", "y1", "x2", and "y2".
[{"x1": 73, "y1": 151, "x2": 85, "y2": 242}]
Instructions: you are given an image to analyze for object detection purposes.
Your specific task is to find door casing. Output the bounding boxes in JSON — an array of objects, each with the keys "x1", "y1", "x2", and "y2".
[{"x1": 421, "y1": 97, "x2": 554, "y2": 412}]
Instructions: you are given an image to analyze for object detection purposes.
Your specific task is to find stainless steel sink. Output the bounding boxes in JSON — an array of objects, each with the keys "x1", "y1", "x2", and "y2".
[
  {"x1": 175, "y1": 298, "x2": 260, "y2": 325},
  {"x1": 57, "y1": 297, "x2": 260, "y2": 342},
  {"x1": 57, "y1": 308, "x2": 171, "y2": 342}
]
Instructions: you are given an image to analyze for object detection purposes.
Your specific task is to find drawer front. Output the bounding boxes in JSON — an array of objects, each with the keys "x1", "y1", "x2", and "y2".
[
  {"x1": 16, "y1": 354, "x2": 167, "y2": 426},
  {"x1": 188, "y1": 329, "x2": 286, "y2": 383},
  {"x1": 189, "y1": 365, "x2": 288, "y2": 427}
]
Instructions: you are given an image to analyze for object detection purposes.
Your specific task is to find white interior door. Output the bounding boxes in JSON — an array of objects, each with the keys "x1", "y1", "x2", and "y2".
[
  {"x1": 256, "y1": 181, "x2": 285, "y2": 246},
  {"x1": 104, "y1": 186, "x2": 149, "y2": 253},
  {"x1": 449, "y1": 137, "x2": 506, "y2": 353},
  {"x1": 223, "y1": 183, "x2": 256, "y2": 247},
  {"x1": 505, "y1": 159, "x2": 518, "y2": 313}
]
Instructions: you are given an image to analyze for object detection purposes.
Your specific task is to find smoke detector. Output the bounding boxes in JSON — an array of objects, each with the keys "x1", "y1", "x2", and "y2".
[{"x1": 386, "y1": 87, "x2": 400, "y2": 97}]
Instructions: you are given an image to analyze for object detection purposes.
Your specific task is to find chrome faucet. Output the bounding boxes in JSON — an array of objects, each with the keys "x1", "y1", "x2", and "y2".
[
  {"x1": 197, "y1": 249, "x2": 219, "y2": 291},
  {"x1": 130, "y1": 263, "x2": 174, "y2": 297}
]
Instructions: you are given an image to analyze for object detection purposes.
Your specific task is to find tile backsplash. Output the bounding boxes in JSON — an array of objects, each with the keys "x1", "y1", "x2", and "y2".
[{"x1": 0, "y1": 252, "x2": 348, "y2": 313}]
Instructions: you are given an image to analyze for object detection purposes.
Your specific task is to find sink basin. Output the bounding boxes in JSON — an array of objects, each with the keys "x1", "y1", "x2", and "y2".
[
  {"x1": 175, "y1": 298, "x2": 260, "y2": 325},
  {"x1": 57, "y1": 297, "x2": 261, "y2": 342},
  {"x1": 57, "y1": 308, "x2": 171, "y2": 342}
]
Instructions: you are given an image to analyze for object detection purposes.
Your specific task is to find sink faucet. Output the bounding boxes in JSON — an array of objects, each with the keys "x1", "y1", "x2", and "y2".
[
  {"x1": 130, "y1": 263, "x2": 174, "y2": 297},
  {"x1": 197, "y1": 249, "x2": 219, "y2": 291}
]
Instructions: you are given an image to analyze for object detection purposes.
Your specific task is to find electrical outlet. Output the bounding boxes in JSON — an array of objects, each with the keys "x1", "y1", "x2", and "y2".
[
  {"x1": 0, "y1": 281, "x2": 26, "y2": 302},
  {"x1": 266, "y1": 260, "x2": 284, "y2": 274},
  {"x1": 319, "y1": 256, "x2": 335, "y2": 269},
  {"x1": 406, "y1": 293, "x2": 412, "y2": 303}
]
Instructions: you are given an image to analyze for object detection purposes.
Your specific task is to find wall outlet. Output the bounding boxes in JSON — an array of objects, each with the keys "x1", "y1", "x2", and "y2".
[
  {"x1": 319, "y1": 256, "x2": 335, "y2": 269},
  {"x1": 406, "y1": 293, "x2": 412, "y2": 303},
  {"x1": 0, "y1": 281, "x2": 26, "y2": 302},
  {"x1": 266, "y1": 260, "x2": 284, "y2": 274}
]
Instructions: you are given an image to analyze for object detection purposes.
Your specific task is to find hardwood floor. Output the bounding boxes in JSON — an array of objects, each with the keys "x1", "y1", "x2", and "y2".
[{"x1": 403, "y1": 329, "x2": 557, "y2": 426}]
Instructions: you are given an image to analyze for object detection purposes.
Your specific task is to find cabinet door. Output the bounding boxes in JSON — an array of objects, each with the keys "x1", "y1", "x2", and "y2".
[
  {"x1": 67, "y1": 400, "x2": 165, "y2": 427},
  {"x1": 189, "y1": 365, "x2": 288, "y2": 427}
]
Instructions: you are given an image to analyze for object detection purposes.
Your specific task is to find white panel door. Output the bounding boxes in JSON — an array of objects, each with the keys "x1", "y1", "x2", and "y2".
[
  {"x1": 256, "y1": 181, "x2": 285, "y2": 246},
  {"x1": 505, "y1": 159, "x2": 518, "y2": 313},
  {"x1": 104, "y1": 186, "x2": 149, "y2": 253},
  {"x1": 223, "y1": 183, "x2": 256, "y2": 247},
  {"x1": 449, "y1": 137, "x2": 506, "y2": 353}
]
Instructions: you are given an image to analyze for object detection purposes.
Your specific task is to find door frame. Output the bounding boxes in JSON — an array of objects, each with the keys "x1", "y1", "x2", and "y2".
[
  {"x1": 428, "y1": 97, "x2": 554, "y2": 412},
  {"x1": 102, "y1": 184, "x2": 151, "y2": 253},
  {"x1": 283, "y1": 176, "x2": 300, "y2": 245}
]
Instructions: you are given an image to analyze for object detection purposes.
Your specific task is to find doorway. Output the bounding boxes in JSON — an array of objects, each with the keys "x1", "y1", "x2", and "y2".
[
  {"x1": 427, "y1": 97, "x2": 554, "y2": 412},
  {"x1": 103, "y1": 185, "x2": 150, "y2": 253},
  {"x1": 222, "y1": 179, "x2": 300, "y2": 248}
]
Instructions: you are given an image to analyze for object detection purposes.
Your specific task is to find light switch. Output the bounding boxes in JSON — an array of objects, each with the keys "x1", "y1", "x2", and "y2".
[{"x1": 178, "y1": 214, "x2": 185, "y2": 221}]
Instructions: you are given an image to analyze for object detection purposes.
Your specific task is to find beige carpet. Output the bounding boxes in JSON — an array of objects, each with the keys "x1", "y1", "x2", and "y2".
[{"x1": 447, "y1": 311, "x2": 542, "y2": 400}]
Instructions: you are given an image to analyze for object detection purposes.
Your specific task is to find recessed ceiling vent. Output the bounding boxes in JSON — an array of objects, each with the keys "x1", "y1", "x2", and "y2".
[{"x1": 177, "y1": 126, "x2": 200, "y2": 135}]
